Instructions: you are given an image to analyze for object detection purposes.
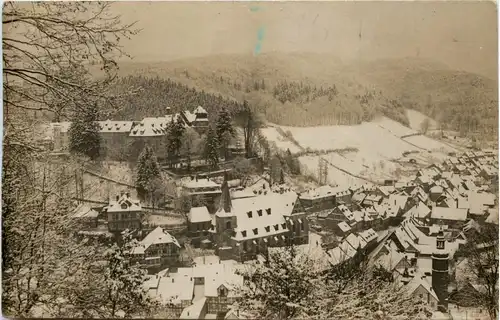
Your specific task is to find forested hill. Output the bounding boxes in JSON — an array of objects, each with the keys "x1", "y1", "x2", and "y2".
[
  {"x1": 107, "y1": 53, "x2": 497, "y2": 137},
  {"x1": 111, "y1": 76, "x2": 242, "y2": 121}
]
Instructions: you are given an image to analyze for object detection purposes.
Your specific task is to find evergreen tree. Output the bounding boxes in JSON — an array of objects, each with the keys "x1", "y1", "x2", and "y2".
[
  {"x1": 204, "y1": 125, "x2": 220, "y2": 169},
  {"x1": 165, "y1": 117, "x2": 185, "y2": 167},
  {"x1": 136, "y1": 145, "x2": 161, "y2": 199},
  {"x1": 68, "y1": 102, "x2": 101, "y2": 160},
  {"x1": 180, "y1": 127, "x2": 201, "y2": 173},
  {"x1": 215, "y1": 107, "x2": 235, "y2": 160}
]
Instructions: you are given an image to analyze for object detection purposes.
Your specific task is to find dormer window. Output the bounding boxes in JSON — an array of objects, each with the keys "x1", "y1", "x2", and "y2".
[
  {"x1": 274, "y1": 225, "x2": 279, "y2": 231},
  {"x1": 281, "y1": 223, "x2": 286, "y2": 230},
  {"x1": 257, "y1": 210, "x2": 263, "y2": 217},
  {"x1": 266, "y1": 208, "x2": 271, "y2": 215},
  {"x1": 253, "y1": 228, "x2": 258, "y2": 235},
  {"x1": 247, "y1": 211, "x2": 253, "y2": 218},
  {"x1": 265, "y1": 226, "x2": 270, "y2": 232},
  {"x1": 121, "y1": 203, "x2": 128, "y2": 210},
  {"x1": 241, "y1": 231, "x2": 247, "y2": 238},
  {"x1": 218, "y1": 285, "x2": 228, "y2": 297}
]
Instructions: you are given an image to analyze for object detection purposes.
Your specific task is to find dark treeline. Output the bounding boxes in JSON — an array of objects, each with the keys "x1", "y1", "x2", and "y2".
[{"x1": 111, "y1": 75, "x2": 242, "y2": 120}]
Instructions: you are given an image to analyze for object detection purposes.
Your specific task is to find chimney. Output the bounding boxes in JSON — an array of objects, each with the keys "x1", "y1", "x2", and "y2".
[
  {"x1": 455, "y1": 198, "x2": 459, "y2": 208},
  {"x1": 116, "y1": 195, "x2": 119, "y2": 201}
]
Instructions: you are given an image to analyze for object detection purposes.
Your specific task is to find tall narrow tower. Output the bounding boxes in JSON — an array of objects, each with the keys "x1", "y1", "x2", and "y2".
[{"x1": 432, "y1": 229, "x2": 449, "y2": 311}]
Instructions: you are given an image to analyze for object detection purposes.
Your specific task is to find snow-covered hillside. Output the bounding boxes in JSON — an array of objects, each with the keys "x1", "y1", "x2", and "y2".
[{"x1": 262, "y1": 116, "x2": 457, "y2": 186}]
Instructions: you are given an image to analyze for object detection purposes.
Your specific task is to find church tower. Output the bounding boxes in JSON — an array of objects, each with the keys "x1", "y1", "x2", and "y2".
[{"x1": 431, "y1": 228, "x2": 449, "y2": 311}]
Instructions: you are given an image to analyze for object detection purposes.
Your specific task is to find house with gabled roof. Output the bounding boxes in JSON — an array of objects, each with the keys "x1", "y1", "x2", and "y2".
[
  {"x1": 211, "y1": 174, "x2": 309, "y2": 262},
  {"x1": 105, "y1": 192, "x2": 143, "y2": 232},
  {"x1": 130, "y1": 226, "x2": 181, "y2": 269}
]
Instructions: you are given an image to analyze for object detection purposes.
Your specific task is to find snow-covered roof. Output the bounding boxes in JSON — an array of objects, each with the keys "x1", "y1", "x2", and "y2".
[
  {"x1": 359, "y1": 228, "x2": 378, "y2": 244},
  {"x1": 106, "y1": 194, "x2": 141, "y2": 213},
  {"x1": 404, "y1": 202, "x2": 431, "y2": 219},
  {"x1": 227, "y1": 191, "x2": 300, "y2": 241},
  {"x1": 98, "y1": 120, "x2": 134, "y2": 133},
  {"x1": 345, "y1": 233, "x2": 367, "y2": 250},
  {"x1": 150, "y1": 273, "x2": 194, "y2": 305},
  {"x1": 431, "y1": 207, "x2": 468, "y2": 221},
  {"x1": 194, "y1": 106, "x2": 208, "y2": 115},
  {"x1": 337, "y1": 221, "x2": 351, "y2": 233},
  {"x1": 71, "y1": 203, "x2": 99, "y2": 219},
  {"x1": 188, "y1": 206, "x2": 211, "y2": 223},
  {"x1": 299, "y1": 185, "x2": 345, "y2": 200},
  {"x1": 183, "y1": 110, "x2": 197, "y2": 123},
  {"x1": 180, "y1": 297, "x2": 207, "y2": 319},
  {"x1": 183, "y1": 179, "x2": 221, "y2": 190},
  {"x1": 430, "y1": 186, "x2": 443, "y2": 194},
  {"x1": 403, "y1": 272, "x2": 439, "y2": 302},
  {"x1": 131, "y1": 227, "x2": 180, "y2": 254},
  {"x1": 129, "y1": 117, "x2": 170, "y2": 137}
]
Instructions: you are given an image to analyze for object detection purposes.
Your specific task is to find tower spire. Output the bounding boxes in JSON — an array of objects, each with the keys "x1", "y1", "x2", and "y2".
[{"x1": 218, "y1": 170, "x2": 232, "y2": 213}]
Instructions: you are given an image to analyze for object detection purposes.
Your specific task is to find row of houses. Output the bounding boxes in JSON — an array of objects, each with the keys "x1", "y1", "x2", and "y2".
[{"x1": 50, "y1": 106, "x2": 209, "y2": 153}]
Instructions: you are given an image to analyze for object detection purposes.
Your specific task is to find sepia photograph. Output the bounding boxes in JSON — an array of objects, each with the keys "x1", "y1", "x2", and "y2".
[{"x1": 2, "y1": 1, "x2": 499, "y2": 319}]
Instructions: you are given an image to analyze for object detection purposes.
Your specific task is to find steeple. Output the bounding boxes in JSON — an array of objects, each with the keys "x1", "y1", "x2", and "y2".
[{"x1": 218, "y1": 171, "x2": 232, "y2": 213}]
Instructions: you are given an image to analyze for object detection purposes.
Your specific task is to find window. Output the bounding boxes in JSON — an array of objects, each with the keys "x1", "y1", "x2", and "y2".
[
  {"x1": 265, "y1": 226, "x2": 270, "y2": 233},
  {"x1": 121, "y1": 203, "x2": 128, "y2": 210},
  {"x1": 300, "y1": 221, "x2": 305, "y2": 231},
  {"x1": 226, "y1": 221, "x2": 232, "y2": 229},
  {"x1": 247, "y1": 211, "x2": 253, "y2": 218},
  {"x1": 130, "y1": 212, "x2": 136, "y2": 219},
  {"x1": 218, "y1": 286, "x2": 228, "y2": 297},
  {"x1": 281, "y1": 223, "x2": 287, "y2": 230},
  {"x1": 274, "y1": 225, "x2": 279, "y2": 231},
  {"x1": 419, "y1": 294, "x2": 423, "y2": 299},
  {"x1": 266, "y1": 208, "x2": 271, "y2": 215},
  {"x1": 242, "y1": 231, "x2": 247, "y2": 238},
  {"x1": 257, "y1": 210, "x2": 263, "y2": 217},
  {"x1": 253, "y1": 228, "x2": 258, "y2": 235},
  {"x1": 243, "y1": 241, "x2": 248, "y2": 251}
]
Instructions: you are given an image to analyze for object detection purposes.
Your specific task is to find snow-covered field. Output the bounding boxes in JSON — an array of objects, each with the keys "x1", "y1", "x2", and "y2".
[
  {"x1": 260, "y1": 127, "x2": 302, "y2": 153},
  {"x1": 263, "y1": 116, "x2": 456, "y2": 186},
  {"x1": 403, "y1": 135, "x2": 456, "y2": 153},
  {"x1": 406, "y1": 109, "x2": 438, "y2": 132}
]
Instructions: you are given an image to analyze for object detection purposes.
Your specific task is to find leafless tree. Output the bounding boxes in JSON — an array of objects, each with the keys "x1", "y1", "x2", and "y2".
[{"x1": 457, "y1": 224, "x2": 499, "y2": 320}]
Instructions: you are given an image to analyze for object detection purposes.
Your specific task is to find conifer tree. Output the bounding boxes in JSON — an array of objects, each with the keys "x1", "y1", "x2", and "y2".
[
  {"x1": 136, "y1": 145, "x2": 161, "y2": 199},
  {"x1": 68, "y1": 102, "x2": 101, "y2": 160},
  {"x1": 165, "y1": 117, "x2": 185, "y2": 167},
  {"x1": 215, "y1": 107, "x2": 235, "y2": 160},
  {"x1": 204, "y1": 125, "x2": 220, "y2": 169}
]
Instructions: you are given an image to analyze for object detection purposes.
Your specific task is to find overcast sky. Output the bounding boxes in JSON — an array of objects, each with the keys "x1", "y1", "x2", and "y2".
[{"x1": 114, "y1": 1, "x2": 497, "y2": 79}]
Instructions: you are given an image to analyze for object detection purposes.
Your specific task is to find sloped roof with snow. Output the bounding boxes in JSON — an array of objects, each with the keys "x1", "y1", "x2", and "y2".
[
  {"x1": 129, "y1": 117, "x2": 170, "y2": 137},
  {"x1": 106, "y1": 194, "x2": 141, "y2": 213},
  {"x1": 98, "y1": 120, "x2": 134, "y2": 133},
  {"x1": 338, "y1": 221, "x2": 351, "y2": 233},
  {"x1": 431, "y1": 207, "x2": 468, "y2": 221},
  {"x1": 71, "y1": 203, "x2": 99, "y2": 219},
  {"x1": 188, "y1": 206, "x2": 211, "y2": 223},
  {"x1": 345, "y1": 233, "x2": 367, "y2": 250},
  {"x1": 229, "y1": 191, "x2": 299, "y2": 241},
  {"x1": 131, "y1": 227, "x2": 180, "y2": 254}
]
